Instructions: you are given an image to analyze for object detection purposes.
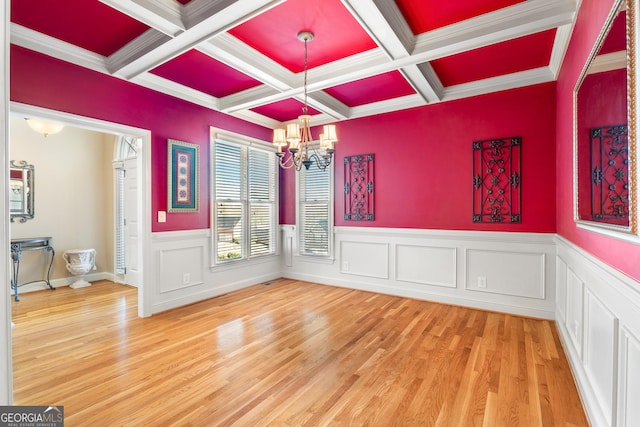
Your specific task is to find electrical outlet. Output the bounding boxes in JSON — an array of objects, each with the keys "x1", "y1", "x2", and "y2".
[
  {"x1": 343, "y1": 261, "x2": 349, "y2": 271},
  {"x1": 183, "y1": 273, "x2": 190, "y2": 285},
  {"x1": 477, "y1": 276, "x2": 487, "y2": 288},
  {"x1": 158, "y1": 211, "x2": 167, "y2": 223}
]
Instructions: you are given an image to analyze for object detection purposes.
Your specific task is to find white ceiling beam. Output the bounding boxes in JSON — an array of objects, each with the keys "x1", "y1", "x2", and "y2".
[
  {"x1": 131, "y1": 73, "x2": 221, "y2": 110},
  {"x1": 109, "y1": 0, "x2": 284, "y2": 79},
  {"x1": 442, "y1": 67, "x2": 555, "y2": 102},
  {"x1": 341, "y1": 0, "x2": 414, "y2": 60},
  {"x1": 305, "y1": 91, "x2": 350, "y2": 120},
  {"x1": 99, "y1": 0, "x2": 185, "y2": 37},
  {"x1": 199, "y1": 34, "x2": 294, "y2": 92},
  {"x1": 401, "y1": 64, "x2": 443, "y2": 103},
  {"x1": 413, "y1": 0, "x2": 575, "y2": 59}
]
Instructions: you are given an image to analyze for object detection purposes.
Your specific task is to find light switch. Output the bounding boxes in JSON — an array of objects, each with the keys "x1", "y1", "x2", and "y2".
[{"x1": 158, "y1": 211, "x2": 167, "y2": 223}]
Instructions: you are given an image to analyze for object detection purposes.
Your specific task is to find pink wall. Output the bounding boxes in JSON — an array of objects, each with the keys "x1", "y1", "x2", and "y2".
[
  {"x1": 556, "y1": 0, "x2": 640, "y2": 281},
  {"x1": 281, "y1": 83, "x2": 557, "y2": 232},
  {"x1": 10, "y1": 45, "x2": 272, "y2": 232}
]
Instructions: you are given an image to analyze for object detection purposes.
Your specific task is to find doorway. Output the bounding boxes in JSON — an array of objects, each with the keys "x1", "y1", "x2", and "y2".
[
  {"x1": 114, "y1": 138, "x2": 141, "y2": 288},
  {"x1": 8, "y1": 102, "x2": 151, "y2": 317}
]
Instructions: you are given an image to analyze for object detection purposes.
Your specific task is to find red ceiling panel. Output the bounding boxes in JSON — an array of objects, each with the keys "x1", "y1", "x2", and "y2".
[
  {"x1": 395, "y1": 0, "x2": 525, "y2": 34},
  {"x1": 431, "y1": 29, "x2": 557, "y2": 87},
  {"x1": 325, "y1": 71, "x2": 416, "y2": 107},
  {"x1": 150, "y1": 50, "x2": 261, "y2": 98},
  {"x1": 10, "y1": 0, "x2": 149, "y2": 57},
  {"x1": 228, "y1": 0, "x2": 377, "y2": 72},
  {"x1": 252, "y1": 98, "x2": 321, "y2": 123}
]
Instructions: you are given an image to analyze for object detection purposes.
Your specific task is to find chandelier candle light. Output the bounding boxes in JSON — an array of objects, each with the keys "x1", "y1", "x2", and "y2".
[{"x1": 273, "y1": 31, "x2": 337, "y2": 171}]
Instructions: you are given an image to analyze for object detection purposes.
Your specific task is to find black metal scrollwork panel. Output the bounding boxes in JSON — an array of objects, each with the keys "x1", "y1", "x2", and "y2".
[
  {"x1": 472, "y1": 137, "x2": 521, "y2": 223},
  {"x1": 344, "y1": 154, "x2": 374, "y2": 221},
  {"x1": 590, "y1": 125, "x2": 628, "y2": 221}
]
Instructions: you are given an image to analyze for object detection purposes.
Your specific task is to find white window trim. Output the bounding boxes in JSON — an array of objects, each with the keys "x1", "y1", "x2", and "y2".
[
  {"x1": 296, "y1": 163, "x2": 335, "y2": 261},
  {"x1": 209, "y1": 127, "x2": 278, "y2": 268}
]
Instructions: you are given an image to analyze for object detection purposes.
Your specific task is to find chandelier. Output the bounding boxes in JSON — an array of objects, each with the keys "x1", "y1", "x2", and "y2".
[{"x1": 273, "y1": 31, "x2": 337, "y2": 171}]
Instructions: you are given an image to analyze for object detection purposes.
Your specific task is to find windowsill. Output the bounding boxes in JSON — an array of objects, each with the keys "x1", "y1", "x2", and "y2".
[
  {"x1": 210, "y1": 253, "x2": 280, "y2": 271},
  {"x1": 293, "y1": 254, "x2": 335, "y2": 265}
]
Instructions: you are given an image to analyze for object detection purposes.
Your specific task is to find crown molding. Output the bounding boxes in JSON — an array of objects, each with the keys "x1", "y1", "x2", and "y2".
[
  {"x1": 10, "y1": 24, "x2": 108, "y2": 73},
  {"x1": 549, "y1": 24, "x2": 574, "y2": 78}
]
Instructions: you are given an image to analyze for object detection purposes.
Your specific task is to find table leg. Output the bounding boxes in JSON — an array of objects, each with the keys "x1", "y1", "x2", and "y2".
[
  {"x1": 45, "y1": 246, "x2": 55, "y2": 290},
  {"x1": 11, "y1": 248, "x2": 21, "y2": 302}
]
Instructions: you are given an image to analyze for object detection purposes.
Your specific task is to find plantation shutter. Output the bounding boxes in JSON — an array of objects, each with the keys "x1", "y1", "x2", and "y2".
[
  {"x1": 299, "y1": 166, "x2": 330, "y2": 256},
  {"x1": 248, "y1": 148, "x2": 275, "y2": 256},
  {"x1": 215, "y1": 141, "x2": 245, "y2": 261},
  {"x1": 114, "y1": 167, "x2": 126, "y2": 274}
]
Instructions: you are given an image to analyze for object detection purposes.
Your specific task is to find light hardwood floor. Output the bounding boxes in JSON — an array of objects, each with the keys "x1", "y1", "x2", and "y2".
[{"x1": 12, "y1": 279, "x2": 588, "y2": 426}]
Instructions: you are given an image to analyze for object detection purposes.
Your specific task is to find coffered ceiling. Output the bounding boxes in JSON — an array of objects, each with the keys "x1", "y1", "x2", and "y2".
[{"x1": 10, "y1": 0, "x2": 577, "y2": 129}]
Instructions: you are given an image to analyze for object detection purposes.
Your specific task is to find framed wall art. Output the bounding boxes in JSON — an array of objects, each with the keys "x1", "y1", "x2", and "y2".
[
  {"x1": 472, "y1": 137, "x2": 521, "y2": 223},
  {"x1": 344, "y1": 153, "x2": 374, "y2": 221},
  {"x1": 168, "y1": 139, "x2": 199, "y2": 212}
]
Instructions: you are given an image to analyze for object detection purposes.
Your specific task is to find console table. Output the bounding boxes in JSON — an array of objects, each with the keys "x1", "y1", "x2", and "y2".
[{"x1": 11, "y1": 237, "x2": 55, "y2": 301}]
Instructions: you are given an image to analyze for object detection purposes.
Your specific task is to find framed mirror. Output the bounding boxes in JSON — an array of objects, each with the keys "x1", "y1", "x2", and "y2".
[
  {"x1": 574, "y1": 0, "x2": 638, "y2": 240},
  {"x1": 10, "y1": 160, "x2": 34, "y2": 223}
]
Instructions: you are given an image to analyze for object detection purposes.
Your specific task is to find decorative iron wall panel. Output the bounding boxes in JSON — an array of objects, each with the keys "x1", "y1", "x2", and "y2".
[
  {"x1": 590, "y1": 125, "x2": 629, "y2": 220},
  {"x1": 472, "y1": 137, "x2": 521, "y2": 223},
  {"x1": 344, "y1": 153, "x2": 374, "y2": 221}
]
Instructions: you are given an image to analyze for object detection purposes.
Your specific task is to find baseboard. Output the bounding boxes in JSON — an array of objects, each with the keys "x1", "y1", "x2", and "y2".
[
  {"x1": 284, "y1": 271, "x2": 555, "y2": 319},
  {"x1": 11, "y1": 271, "x2": 116, "y2": 297}
]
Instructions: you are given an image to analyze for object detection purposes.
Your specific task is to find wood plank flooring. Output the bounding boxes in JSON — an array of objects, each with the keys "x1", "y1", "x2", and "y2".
[{"x1": 11, "y1": 279, "x2": 588, "y2": 426}]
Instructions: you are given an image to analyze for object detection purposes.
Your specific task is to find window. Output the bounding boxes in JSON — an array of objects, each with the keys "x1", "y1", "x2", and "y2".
[
  {"x1": 212, "y1": 132, "x2": 277, "y2": 264},
  {"x1": 297, "y1": 165, "x2": 333, "y2": 257},
  {"x1": 114, "y1": 136, "x2": 139, "y2": 275}
]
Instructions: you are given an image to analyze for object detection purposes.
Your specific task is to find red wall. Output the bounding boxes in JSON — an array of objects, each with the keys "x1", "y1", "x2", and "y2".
[
  {"x1": 576, "y1": 69, "x2": 627, "y2": 223},
  {"x1": 556, "y1": 0, "x2": 640, "y2": 281},
  {"x1": 10, "y1": 45, "x2": 272, "y2": 232},
  {"x1": 281, "y1": 83, "x2": 557, "y2": 232}
]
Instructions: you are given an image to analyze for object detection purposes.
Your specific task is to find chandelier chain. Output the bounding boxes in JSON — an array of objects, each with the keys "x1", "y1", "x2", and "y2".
[
  {"x1": 272, "y1": 30, "x2": 337, "y2": 171},
  {"x1": 303, "y1": 38, "x2": 309, "y2": 115}
]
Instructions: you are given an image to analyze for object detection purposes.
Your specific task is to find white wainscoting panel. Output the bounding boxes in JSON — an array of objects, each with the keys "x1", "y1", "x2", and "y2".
[
  {"x1": 555, "y1": 236, "x2": 640, "y2": 427},
  {"x1": 282, "y1": 227, "x2": 557, "y2": 319},
  {"x1": 148, "y1": 229, "x2": 280, "y2": 314},
  {"x1": 584, "y1": 290, "x2": 618, "y2": 426},
  {"x1": 565, "y1": 266, "x2": 585, "y2": 357},
  {"x1": 556, "y1": 256, "x2": 567, "y2": 322},
  {"x1": 618, "y1": 328, "x2": 640, "y2": 426},
  {"x1": 158, "y1": 245, "x2": 205, "y2": 293},
  {"x1": 396, "y1": 244, "x2": 456, "y2": 288},
  {"x1": 465, "y1": 249, "x2": 545, "y2": 299},
  {"x1": 340, "y1": 241, "x2": 389, "y2": 279}
]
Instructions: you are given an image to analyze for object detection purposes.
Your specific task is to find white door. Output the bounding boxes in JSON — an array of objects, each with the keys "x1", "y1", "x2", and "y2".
[{"x1": 123, "y1": 157, "x2": 140, "y2": 287}]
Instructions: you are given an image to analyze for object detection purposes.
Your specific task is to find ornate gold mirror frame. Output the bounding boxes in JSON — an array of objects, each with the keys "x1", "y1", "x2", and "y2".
[{"x1": 574, "y1": 0, "x2": 639, "y2": 241}]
